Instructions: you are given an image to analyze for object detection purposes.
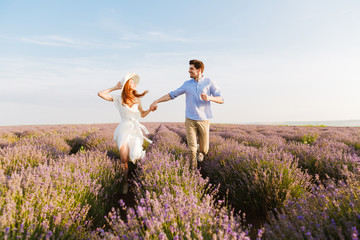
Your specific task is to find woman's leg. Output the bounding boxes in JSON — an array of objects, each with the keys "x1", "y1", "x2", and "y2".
[{"x1": 119, "y1": 143, "x2": 129, "y2": 193}]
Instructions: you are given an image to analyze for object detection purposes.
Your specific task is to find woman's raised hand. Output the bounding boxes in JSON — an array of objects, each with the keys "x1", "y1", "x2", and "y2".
[{"x1": 114, "y1": 81, "x2": 123, "y2": 90}]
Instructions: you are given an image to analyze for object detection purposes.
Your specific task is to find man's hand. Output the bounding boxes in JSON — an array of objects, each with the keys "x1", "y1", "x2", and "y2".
[
  {"x1": 201, "y1": 93, "x2": 211, "y2": 101},
  {"x1": 150, "y1": 102, "x2": 158, "y2": 111}
]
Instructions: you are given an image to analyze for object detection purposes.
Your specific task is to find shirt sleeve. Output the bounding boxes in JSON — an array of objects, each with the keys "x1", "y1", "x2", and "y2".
[
  {"x1": 210, "y1": 81, "x2": 224, "y2": 100},
  {"x1": 169, "y1": 82, "x2": 186, "y2": 99}
]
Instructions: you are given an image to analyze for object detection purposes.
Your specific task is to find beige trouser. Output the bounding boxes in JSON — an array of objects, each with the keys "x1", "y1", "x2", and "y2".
[{"x1": 185, "y1": 118, "x2": 210, "y2": 167}]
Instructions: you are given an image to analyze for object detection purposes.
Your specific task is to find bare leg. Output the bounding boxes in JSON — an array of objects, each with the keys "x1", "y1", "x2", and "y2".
[{"x1": 119, "y1": 143, "x2": 129, "y2": 193}]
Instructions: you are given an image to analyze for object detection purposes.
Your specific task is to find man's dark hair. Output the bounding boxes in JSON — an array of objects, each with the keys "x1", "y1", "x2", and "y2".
[{"x1": 189, "y1": 59, "x2": 204, "y2": 73}]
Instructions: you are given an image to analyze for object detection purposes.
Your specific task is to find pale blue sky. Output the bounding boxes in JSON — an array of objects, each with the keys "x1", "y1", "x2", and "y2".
[{"x1": 1, "y1": 0, "x2": 359, "y2": 126}]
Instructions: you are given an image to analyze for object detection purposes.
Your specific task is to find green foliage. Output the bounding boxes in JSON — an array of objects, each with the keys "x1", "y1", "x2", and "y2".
[
  {"x1": 352, "y1": 142, "x2": 360, "y2": 151},
  {"x1": 303, "y1": 125, "x2": 327, "y2": 127},
  {"x1": 142, "y1": 139, "x2": 150, "y2": 150},
  {"x1": 301, "y1": 133, "x2": 318, "y2": 144},
  {"x1": 1, "y1": 133, "x2": 20, "y2": 144},
  {"x1": 79, "y1": 145, "x2": 86, "y2": 153}
]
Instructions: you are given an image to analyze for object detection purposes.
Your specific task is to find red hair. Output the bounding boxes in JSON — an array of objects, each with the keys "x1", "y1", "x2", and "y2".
[{"x1": 121, "y1": 80, "x2": 148, "y2": 105}]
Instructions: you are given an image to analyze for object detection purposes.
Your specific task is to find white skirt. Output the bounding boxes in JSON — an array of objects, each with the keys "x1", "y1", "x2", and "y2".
[{"x1": 113, "y1": 119, "x2": 151, "y2": 163}]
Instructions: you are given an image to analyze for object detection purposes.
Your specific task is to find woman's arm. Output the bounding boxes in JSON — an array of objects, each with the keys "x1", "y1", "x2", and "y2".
[
  {"x1": 97, "y1": 82, "x2": 122, "y2": 102},
  {"x1": 138, "y1": 99, "x2": 152, "y2": 118}
]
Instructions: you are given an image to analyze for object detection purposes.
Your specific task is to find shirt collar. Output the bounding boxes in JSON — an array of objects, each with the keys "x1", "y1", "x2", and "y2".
[{"x1": 193, "y1": 75, "x2": 205, "y2": 83}]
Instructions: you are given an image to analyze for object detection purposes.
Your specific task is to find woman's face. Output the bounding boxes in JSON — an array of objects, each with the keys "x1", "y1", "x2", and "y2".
[{"x1": 128, "y1": 79, "x2": 136, "y2": 90}]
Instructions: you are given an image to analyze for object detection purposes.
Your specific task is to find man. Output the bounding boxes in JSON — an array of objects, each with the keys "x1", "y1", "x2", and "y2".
[{"x1": 150, "y1": 59, "x2": 224, "y2": 169}]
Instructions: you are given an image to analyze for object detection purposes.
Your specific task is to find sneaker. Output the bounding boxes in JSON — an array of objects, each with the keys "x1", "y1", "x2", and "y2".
[{"x1": 197, "y1": 152, "x2": 204, "y2": 162}]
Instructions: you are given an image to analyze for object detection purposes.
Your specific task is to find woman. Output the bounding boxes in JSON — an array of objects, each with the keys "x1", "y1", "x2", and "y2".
[{"x1": 98, "y1": 73, "x2": 154, "y2": 194}]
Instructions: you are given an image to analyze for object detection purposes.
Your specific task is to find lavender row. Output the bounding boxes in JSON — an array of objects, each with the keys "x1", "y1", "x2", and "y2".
[
  {"x1": 201, "y1": 134, "x2": 312, "y2": 224},
  {"x1": 0, "y1": 125, "x2": 130, "y2": 239},
  {"x1": 0, "y1": 150, "x2": 124, "y2": 239},
  {"x1": 285, "y1": 139, "x2": 360, "y2": 181},
  {"x1": 221, "y1": 125, "x2": 360, "y2": 153},
  {"x1": 97, "y1": 124, "x2": 250, "y2": 239},
  {"x1": 0, "y1": 123, "x2": 160, "y2": 151},
  {"x1": 213, "y1": 125, "x2": 360, "y2": 181},
  {"x1": 264, "y1": 173, "x2": 360, "y2": 239},
  {"x1": 1, "y1": 122, "x2": 359, "y2": 239}
]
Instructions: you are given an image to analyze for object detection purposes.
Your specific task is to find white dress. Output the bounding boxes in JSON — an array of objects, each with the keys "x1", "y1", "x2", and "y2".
[{"x1": 112, "y1": 95, "x2": 152, "y2": 163}]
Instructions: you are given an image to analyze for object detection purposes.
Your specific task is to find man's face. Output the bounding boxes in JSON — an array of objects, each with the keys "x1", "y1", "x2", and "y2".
[{"x1": 188, "y1": 64, "x2": 201, "y2": 79}]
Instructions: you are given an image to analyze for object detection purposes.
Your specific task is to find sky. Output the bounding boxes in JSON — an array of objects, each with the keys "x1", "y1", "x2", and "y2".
[{"x1": 1, "y1": 0, "x2": 360, "y2": 126}]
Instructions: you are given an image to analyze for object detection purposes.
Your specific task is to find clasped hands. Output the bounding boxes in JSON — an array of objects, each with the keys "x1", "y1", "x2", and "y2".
[{"x1": 150, "y1": 103, "x2": 158, "y2": 111}]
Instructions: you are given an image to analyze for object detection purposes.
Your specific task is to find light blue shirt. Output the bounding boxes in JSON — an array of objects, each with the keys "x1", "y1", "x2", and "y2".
[{"x1": 169, "y1": 76, "x2": 223, "y2": 121}]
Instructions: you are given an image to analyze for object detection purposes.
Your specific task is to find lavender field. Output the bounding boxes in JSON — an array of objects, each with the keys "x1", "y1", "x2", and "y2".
[{"x1": 1, "y1": 123, "x2": 360, "y2": 239}]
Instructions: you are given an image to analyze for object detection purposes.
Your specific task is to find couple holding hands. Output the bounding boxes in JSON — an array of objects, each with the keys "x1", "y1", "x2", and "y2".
[{"x1": 98, "y1": 59, "x2": 224, "y2": 193}]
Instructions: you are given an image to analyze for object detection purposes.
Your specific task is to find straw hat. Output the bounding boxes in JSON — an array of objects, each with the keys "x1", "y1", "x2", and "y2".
[{"x1": 120, "y1": 72, "x2": 140, "y2": 93}]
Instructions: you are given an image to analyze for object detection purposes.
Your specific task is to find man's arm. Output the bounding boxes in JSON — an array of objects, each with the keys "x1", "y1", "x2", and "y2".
[
  {"x1": 150, "y1": 82, "x2": 186, "y2": 110},
  {"x1": 202, "y1": 80, "x2": 224, "y2": 104},
  {"x1": 150, "y1": 94, "x2": 172, "y2": 110},
  {"x1": 200, "y1": 93, "x2": 224, "y2": 104}
]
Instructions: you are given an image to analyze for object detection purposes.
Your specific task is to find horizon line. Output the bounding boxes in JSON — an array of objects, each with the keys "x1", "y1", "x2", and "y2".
[{"x1": 1, "y1": 119, "x2": 360, "y2": 128}]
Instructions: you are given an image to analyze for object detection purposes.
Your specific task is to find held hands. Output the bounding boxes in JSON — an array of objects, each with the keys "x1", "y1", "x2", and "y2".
[
  {"x1": 145, "y1": 91, "x2": 158, "y2": 112},
  {"x1": 150, "y1": 102, "x2": 158, "y2": 111},
  {"x1": 201, "y1": 93, "x2": 211, "y2": 101}
]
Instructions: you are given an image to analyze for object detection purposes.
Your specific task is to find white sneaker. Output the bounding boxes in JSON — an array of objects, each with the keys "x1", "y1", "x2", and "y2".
[
  {"x1": 197, "y1": 152, "x2": 204, "y2": 162},
  {"x1": 196, "y1": 144, "x2": 204, "y2": 162}
]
